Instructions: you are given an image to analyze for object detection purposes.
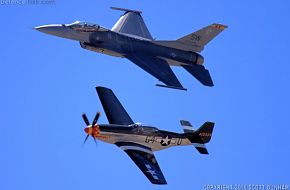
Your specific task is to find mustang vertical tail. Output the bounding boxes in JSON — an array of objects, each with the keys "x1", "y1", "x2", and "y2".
[{"x1": 181, "y1": 120, "x2": 215, "y2": 154}]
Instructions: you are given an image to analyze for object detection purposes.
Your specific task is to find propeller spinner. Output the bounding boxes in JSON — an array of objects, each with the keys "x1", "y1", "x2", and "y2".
[{"x1": 82, "y1": 112, "x2": 101, "y2": 146}]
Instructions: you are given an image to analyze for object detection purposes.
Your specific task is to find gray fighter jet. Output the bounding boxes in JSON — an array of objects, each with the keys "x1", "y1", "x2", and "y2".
[
  {"x1": 35, "y1": 7, "x2": 227, "y2": 90},
  {"x1": 82, "y1": 86, "x2": 215, "y2": 184}
]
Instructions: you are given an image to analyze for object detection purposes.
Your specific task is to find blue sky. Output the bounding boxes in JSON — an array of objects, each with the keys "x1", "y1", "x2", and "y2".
[{"x1": 0, "y1": 0, "x2": 289, "y2": 189}]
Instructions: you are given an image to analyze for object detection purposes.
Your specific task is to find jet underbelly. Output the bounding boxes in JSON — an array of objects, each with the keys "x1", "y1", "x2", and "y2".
[
  {"x1": 80, "y1": 42, "x2": 124, "y2": 58},
  {"x1": 156, "y1": 56, "x2": 189, "y2": 66},
  {"x1": 92, "y1": 48, "x2": 124, "y2": 58}
]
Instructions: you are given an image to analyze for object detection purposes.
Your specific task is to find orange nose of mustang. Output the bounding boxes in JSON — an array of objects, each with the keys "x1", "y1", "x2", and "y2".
[
  {"x1": 84, "y1": 126, "x2": 100, "y2": 137},
  {"x1": 84, "y1": 127, "x2": 91, "y2": 134}
]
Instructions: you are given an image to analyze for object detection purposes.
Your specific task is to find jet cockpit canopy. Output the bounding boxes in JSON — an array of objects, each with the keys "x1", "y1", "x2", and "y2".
[{"x1": 67, "y1": 21, "x2": 108, "y2": 32}]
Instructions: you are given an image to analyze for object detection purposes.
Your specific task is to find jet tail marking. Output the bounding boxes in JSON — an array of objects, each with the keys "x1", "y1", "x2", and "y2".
[{"x1": 177, "y1": 23, "x2": 228, "y2": 52}]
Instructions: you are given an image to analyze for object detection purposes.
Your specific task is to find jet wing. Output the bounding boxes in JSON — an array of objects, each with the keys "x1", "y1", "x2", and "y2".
[
  {"x1": 115, "y1": 142, "x2": 167, "y2": 184},
  {"x1": 96, "y1": 87, "x2": 134, "y2": 125},
  {"x1": 125, "y1": 54, "x2": 185, "y2": 90}
]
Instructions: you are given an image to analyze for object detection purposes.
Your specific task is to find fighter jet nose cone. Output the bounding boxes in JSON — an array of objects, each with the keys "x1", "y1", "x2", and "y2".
[
  {"x1": 34, "y1": 24, "x2": 66, "y2": 36},
  {"x1": 34, "y1": 26, "x2": 46, "y2": 32},
  {"x1": 34, "y1": 25, "x2": 50, "y2": 32}
]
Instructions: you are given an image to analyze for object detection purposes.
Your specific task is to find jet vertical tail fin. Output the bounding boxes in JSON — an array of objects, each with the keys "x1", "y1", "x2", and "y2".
[
  {"x1": 111, "y1": 7, "x2": 153, "y2": 40},
  {"x1": 153, "y1": 23, "x2": 227, "y2": 52},
  {"x1": 184, "y1": 121, "x2": 215, "y2": 154},
  {"x1": 177, "y1": 23, "x2": 228, "y2": 52}
]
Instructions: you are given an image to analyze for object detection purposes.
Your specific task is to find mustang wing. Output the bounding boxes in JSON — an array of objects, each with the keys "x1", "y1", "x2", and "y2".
[
  {"x1": 125, "y1": 54, "x2": 185, "y2": 90},
  {"x1": 96, "y1": 86, "x2": 134, "y2": 125},
  {"x1": 115, "y1": 142, "x2": 167, "y2": 185}
]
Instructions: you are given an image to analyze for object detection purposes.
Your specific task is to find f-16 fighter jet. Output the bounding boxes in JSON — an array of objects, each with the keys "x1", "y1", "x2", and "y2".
[
  {"x1": 35, "y1": 7, "x2": 227, "y2": 90},
  {"x1": 82, "y1": 86, "x2": 215, "y2": 184}
]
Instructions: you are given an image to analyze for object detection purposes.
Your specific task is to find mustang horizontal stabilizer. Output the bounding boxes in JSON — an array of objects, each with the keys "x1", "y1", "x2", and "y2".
[
  {"x1": 115, "y1": 142, "x2": 167, "y2": 185},
  {"x1": 182, "y1": 64, "x2": 214, "y2": 87},
  {"x1": 96, "y1": 86, "x2": 134, "y2": 125},
  {"x1": 111, "y1": 7, "x2": 153, "y2": 40},
  {"x1": 180, "y1": 120, "x2": 194, "y2": 133},
  {"x1": 125, "y1": 54, "x2": 184, "y2": 90}
]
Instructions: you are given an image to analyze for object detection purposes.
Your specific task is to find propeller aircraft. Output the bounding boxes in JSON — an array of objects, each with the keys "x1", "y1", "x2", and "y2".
[{"x1": 82, "y1": 86, "x2": 215, "y2": 184}]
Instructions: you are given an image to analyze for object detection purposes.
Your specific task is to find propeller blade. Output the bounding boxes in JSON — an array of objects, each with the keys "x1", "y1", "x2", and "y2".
[
  {"x1": 91, "y1": 112, "x2": 100, "y2": 128},
  {"x1": 82, "y1": 134, "x2": 90, "y2": 147},
  {"x1": 82, "y1": 113, "x2": 90, "y2": 126},
  {"x1": 93, "y1": 137, "x2": 98, "y2": 146}
]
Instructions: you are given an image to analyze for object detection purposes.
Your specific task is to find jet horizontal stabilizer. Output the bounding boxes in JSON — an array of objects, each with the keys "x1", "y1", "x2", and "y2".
[
  {"x1": 156, "y1": 84, "x2": 187, "y2": 91},
  {"x1": 182, "y1": 65, "x2": 214, "y2": 87}
]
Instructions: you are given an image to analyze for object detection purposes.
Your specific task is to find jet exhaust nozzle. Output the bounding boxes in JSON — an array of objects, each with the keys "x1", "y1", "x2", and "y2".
[{"x1": 196, "y1": 55, "x2": 204, "y2": 65}]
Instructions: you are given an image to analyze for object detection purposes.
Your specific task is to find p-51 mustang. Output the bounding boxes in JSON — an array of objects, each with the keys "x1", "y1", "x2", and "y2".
[
  {"x1": 35, "y1": 7, "x2": 227, "y2": 90},
  {"x1": 82, "y1": 86, "x2": 215, "y2": 184}
]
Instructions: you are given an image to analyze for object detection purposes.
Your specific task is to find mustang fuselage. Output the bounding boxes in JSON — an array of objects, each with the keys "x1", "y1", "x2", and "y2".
[{"x1": 85, "y1": 124, "x2": 192, "y2": 151}]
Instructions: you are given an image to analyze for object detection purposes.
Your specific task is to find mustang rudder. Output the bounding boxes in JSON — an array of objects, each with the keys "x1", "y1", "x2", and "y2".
[
  {"x1": 184, "y1": 121, "x2": 215, "y2": 154},
  {"x1": 196, "y1": 121, "x2": 214, "y2": 143}
]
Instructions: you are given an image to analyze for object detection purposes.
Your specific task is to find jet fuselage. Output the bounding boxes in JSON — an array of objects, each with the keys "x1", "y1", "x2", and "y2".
[
  {"x1": 35, "y1": 23, "x2": 203, "y2": 66},
  {"x1": 84, "y1": 30, "x2": 203, "y2": 66}
]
